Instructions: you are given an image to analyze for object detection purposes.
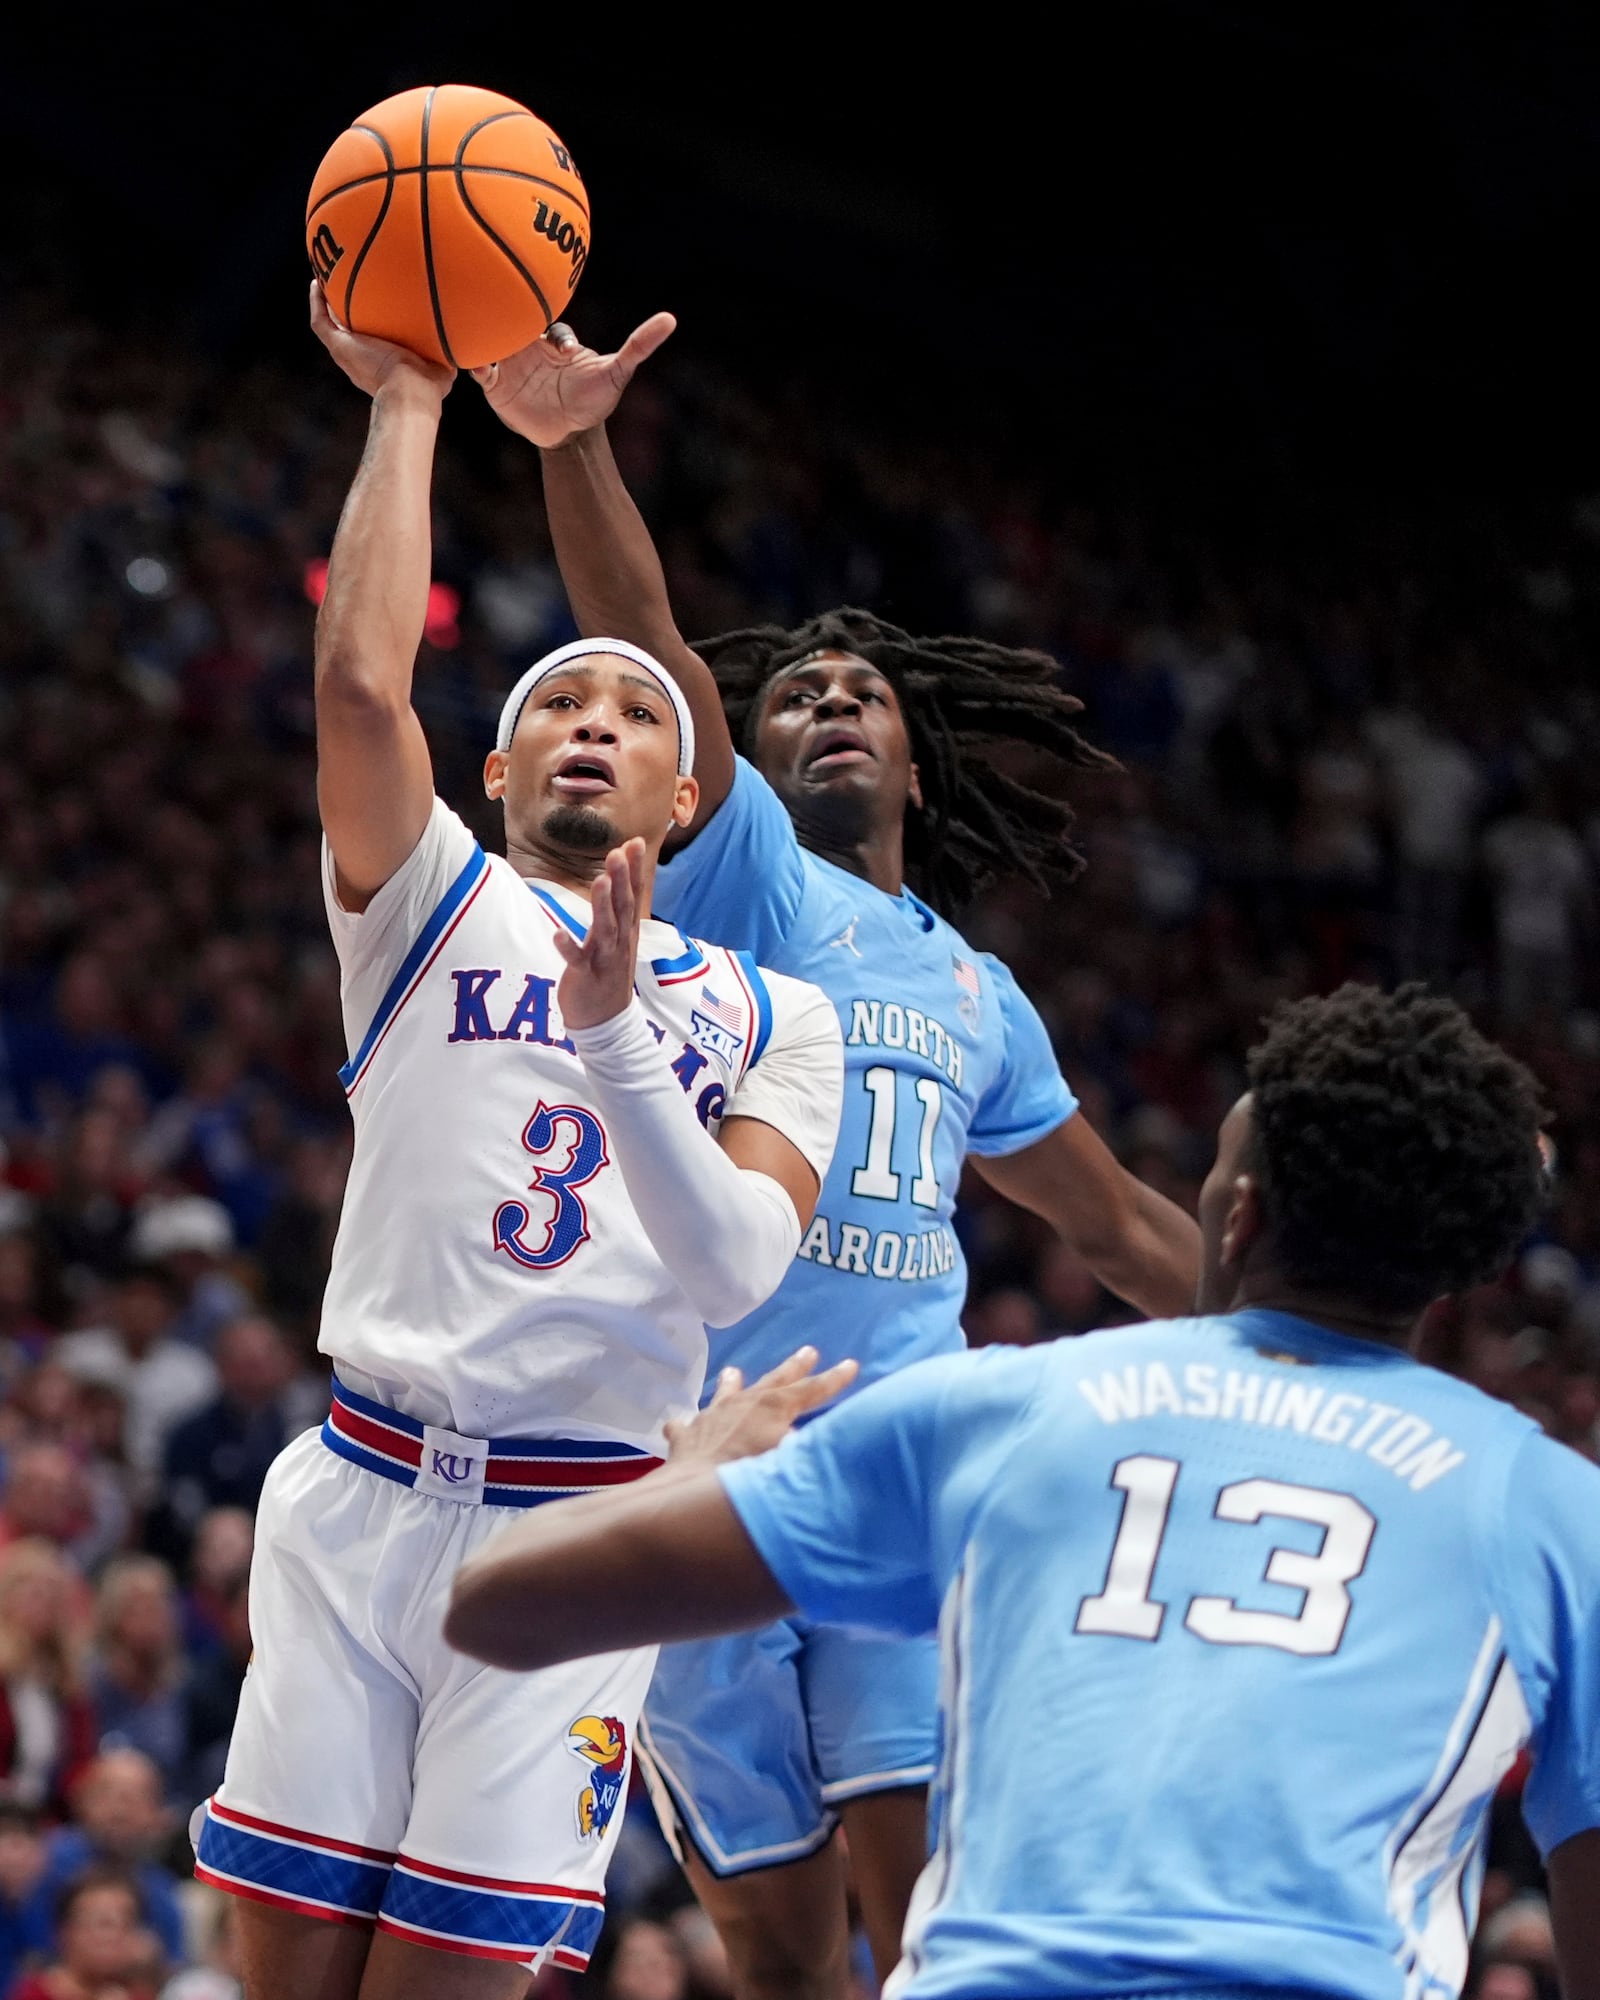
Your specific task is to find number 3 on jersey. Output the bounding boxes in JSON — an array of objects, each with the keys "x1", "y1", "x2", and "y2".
[{"x1": 493, "y1": 1103, "x2": 610, "y2": 1270}]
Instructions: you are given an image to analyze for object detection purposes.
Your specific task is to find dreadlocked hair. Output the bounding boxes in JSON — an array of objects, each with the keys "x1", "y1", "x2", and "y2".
[
  {"x1": 1246, "y1": 982, "x2": 1548, "y2": 1316},
  {"x1": 692, "y1": 607, "x2": 1115, "y2": 914}
]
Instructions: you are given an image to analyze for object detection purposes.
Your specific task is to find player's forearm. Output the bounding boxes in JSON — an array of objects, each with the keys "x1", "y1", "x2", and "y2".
[
  {"x1": 568, "y1": 1001, "x2": 805, "y2": 1327},
  {"x1": 315, "y1": 376, "x2": 445, "y2": 710},
  {"x1": 540, "y1": 425, "x2": 682, "y2": 656},
  {"x1": 1078, "y1": 1182, "x2": 1200, "y2": 1320},
  {"x1": 443, "y1": 1466, "x2": 789, "y2": 1670}
]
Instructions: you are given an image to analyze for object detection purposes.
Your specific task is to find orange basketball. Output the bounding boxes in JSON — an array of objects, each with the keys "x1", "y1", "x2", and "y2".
[{"x1": 306, "y1": 85, "x2": 590, "y2": 371}]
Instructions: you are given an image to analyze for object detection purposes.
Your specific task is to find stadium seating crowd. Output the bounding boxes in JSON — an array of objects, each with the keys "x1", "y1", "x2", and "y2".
[{"x1": 0, "y1": 292, "x2": 1594, "y2": 1997}]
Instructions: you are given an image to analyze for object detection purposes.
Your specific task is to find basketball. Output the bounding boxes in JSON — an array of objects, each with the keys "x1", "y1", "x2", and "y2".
[{"x1": 306, "y1": 85, "x2": 590, "y2": 371}]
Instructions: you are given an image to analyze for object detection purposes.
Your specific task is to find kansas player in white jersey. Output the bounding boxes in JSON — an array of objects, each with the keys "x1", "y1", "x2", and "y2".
[
  {"x1": 447, "y1": 983, "x2": 1600, "y2": 2000},
  {"x1": 193, "y1": 290, "x2": 844, "y2": 2000},
  {"x1": 467, "y1": 315, "x2": 1201, "y2": 1992}
]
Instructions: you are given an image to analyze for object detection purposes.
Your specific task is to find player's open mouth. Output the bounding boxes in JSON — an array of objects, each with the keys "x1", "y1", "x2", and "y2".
[
  {"x1": 552, "y1": 753, "x2": 617, "y2": 794},
  {"x1": 806, "y1": 729, "x2": 873, "y2": 772}
]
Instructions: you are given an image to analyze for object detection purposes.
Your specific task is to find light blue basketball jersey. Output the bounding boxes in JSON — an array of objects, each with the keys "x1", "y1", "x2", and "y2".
[
  {"x1": 653, "y1": 757, "x2": 1075, "y2": 1390},
  {"x1": 721, "y1": 1310, "x2": 1600, "y2": 2000}
]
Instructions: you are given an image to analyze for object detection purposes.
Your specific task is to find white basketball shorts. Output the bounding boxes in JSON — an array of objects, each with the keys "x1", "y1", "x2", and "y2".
[{"x1": 193, "y1": 1413, "x2": 656, "y2": 1972}]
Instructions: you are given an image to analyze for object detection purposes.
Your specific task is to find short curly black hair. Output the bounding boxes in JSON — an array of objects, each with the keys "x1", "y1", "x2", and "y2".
[{"x1": 1246, "y1": 983, "x2": 1548, "y2": 1316}]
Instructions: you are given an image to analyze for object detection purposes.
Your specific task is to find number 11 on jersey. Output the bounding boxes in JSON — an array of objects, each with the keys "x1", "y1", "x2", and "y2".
[{"x1": 851, "y1": 1067, "x2": 942, "y2": 1208}]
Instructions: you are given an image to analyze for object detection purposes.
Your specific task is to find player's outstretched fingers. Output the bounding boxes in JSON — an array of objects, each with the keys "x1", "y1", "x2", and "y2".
[
  {"x1": 756, "y1": 1346, "x2": 823, "y2": 1390},
  {"x1": 781, "y1": 1357, "x2": 859, "y2": 1420},
  {"x1": 616, "y1": 312, "x2": 677, "y2": 378}
]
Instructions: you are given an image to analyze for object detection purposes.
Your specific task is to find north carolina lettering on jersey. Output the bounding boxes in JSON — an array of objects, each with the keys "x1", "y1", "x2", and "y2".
[
  {"x1": 847, "y1": 999, "x2": 963, "y2": 1086},
  {"x1": 796, "y1": 1212, "x2": 959, "y2": 1282},
  {"x1": 1075, "y1": 1360, "x2": 1467, "y2": 1491}
]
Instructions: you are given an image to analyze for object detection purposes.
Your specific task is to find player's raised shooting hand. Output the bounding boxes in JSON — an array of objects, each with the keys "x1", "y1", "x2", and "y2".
[
  {"x1": 664, "y1": 1347, "x2": 860, "y2": 1467},
  {"x1": 555, "y1": 839, "x2": 647, "y2": 1030},
  {"x1": 309, "y1": 281, "x2": 455, "y2": 402},
  {"x1": 473, "y1": 313, "x2": 676, "y2": 448}
]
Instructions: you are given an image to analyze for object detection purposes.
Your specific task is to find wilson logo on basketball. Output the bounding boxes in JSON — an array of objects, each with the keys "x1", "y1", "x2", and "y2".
[
  {"x1": 309, "y1": 224, "x2": 344, "y2": 285},
  {"x1": 532, "y1": 201, "x2": 588, "y2": 289}
]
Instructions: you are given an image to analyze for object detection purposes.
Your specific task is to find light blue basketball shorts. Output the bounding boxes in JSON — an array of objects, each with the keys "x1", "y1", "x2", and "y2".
[{"x1": 637, "y1": 1615, "x2": 939, "y2": 1878}]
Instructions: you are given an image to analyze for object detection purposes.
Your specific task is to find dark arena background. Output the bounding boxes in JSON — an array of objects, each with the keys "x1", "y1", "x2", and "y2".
[{"x1": 1, "y1": 7, "x2": 1597, "y2": 1995}]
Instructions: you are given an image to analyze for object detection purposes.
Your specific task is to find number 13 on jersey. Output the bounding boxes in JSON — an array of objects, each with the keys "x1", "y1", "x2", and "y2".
[{"x1": 1076, "y1": 1455, "x2": 1378, "y2": 1657}]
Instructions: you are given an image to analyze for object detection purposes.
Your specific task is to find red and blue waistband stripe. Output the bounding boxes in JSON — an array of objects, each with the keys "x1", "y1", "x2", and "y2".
[
  {"x1": 339, "y1": 844, "x2": 492, "y2": 1096},
  {"x1": 322, "y1": 1374, "x2": 663, "y2": 1506},
  {"x1": 195, "y1": 1800, "x2": 391, "y2": 1928},
  {"x1": 378, "y1": 1856, "x2": 605, "y2": 1967}
]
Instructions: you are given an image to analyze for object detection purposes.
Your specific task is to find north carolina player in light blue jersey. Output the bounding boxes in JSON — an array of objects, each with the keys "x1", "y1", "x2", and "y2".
[
  {"x1": 448, "y1": 984, "x2": 1600, "y2": 2000},
  {"x1": 466, "y1": 314, "x2": 1200, "y2": 1992}
]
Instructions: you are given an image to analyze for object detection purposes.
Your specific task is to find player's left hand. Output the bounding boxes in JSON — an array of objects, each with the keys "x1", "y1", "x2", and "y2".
[
  {"x1": 473, "y1": 313, "x2": 676, "y2": 449},
  {"x1": 664, "y1": 1347, "x2": 860, "y2": 1466},
  {"x1": 554, "y1": 839, "x2": 647, "y2": 1029}
]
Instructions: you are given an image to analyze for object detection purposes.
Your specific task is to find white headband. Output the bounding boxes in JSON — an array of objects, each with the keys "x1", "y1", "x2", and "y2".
[{"x1": 495, "y1": 637, "x2": 696, "y2": 776}]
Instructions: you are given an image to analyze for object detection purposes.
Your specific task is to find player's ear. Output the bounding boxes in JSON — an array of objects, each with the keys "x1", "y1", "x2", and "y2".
[
  {"x1": 907, "y1": 761, "x2": 924, "y2": 811},
  {"x1": 484, "y1": 749, "x2": 508, "y2": 802},
  {"x1": 670, "y1": 772, "x2": 700, "y2": 831},
  {"x1": 1218, "y1": 1174, "x2": 1264, "y2": 1270}
]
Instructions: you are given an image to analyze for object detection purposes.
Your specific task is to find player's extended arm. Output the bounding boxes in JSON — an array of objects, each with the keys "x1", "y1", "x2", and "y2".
[
  {"x1": 1551, "y1": 1830, "x2": 1600, "y2": 2000},
  {"x1": 444, "y1": 1351, "x2": 848, "y2": 1671},
  {"x1": 474, "y1": 319, "x2": 737, "y2": 832},
  {"x1": 309, "y1": 284, "x2": 453, "y2": 908},
  {"x1": 972, "y1": 1112, "x2": 1201, "y2": 1319}
]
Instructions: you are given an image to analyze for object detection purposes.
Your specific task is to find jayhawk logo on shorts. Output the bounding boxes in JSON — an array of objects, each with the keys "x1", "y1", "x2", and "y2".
[{"x1": 568, "y1": 1714, "x2": 628, "y2": 1840}]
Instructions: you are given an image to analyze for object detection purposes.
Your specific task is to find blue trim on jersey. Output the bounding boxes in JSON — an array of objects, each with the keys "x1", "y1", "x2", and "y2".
[
  {"x1": 650, "y1": 940, "x2": 709, "y2": 981},
  {"x1": 337, "y1": 845, "x2": 489, "y2": 1091},
  {"x1": 528, "y1": 884, "x2": 588, "y2": 941},
  {"x1": 196, "y1": 1812, "x2": 389, "y2": 1920},
  {"x1": 381, "y1": 1867, "x2": 605, "y2": 1958},
  {"x1": 735, "y1": 951, "x2": 774, "y2": 1064}
]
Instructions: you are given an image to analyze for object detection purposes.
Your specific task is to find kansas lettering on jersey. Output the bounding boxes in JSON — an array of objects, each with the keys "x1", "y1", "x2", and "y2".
[
  {"x1": 652, "y1": 757, "x2": 1076, "y2": 1392},
  {"x1": 722, "y1": 1311, "x2": 1600, "y2": 2000},
  {"x1": 320, "y1": 797, "x2": 839, "y2": 1451}
]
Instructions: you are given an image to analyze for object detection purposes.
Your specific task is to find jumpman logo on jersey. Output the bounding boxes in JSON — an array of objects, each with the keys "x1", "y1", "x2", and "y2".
[{"x1": 829, "y1": 916, "x2": 863, "y2": 957}]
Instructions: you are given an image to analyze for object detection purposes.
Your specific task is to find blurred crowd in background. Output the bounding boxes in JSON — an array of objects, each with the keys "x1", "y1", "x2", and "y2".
[{"x1": 0, "y1": 290, "x2": 1595, "y2": 2000}]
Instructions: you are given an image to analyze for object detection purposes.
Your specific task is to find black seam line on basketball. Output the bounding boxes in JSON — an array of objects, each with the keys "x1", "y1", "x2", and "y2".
[
  {"x1": 455, "y1": 110, "x2": 522, "y2": 161},
  {"x1": 340, "y1": 124, "x2": 396, "y2": 326},
  {"x1": 306, "y1": 165, "x2": 590, "y2": 227},
  {"x1": 455, "y1": 109, "x2": 588, "y2": 195},
  {"x1": 453, "y1": 167, "x2": 555, "y2": 328},
  {"x1": 417, "y1": 87, "x2": 456, "y2": 369}
]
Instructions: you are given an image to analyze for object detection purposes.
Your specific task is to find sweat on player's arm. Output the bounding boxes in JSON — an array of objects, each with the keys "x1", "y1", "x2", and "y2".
[{"x1": 443, "y1": 1345, "x2": 858, "y2": 1671}]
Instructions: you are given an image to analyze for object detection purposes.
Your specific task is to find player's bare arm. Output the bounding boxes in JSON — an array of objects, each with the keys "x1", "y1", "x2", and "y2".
[
  {"x1": 972, "y1": 1112, "x2": 1201, "y2": 1319},
  {"x1": 1550, "y1": 1830, "x2": 1600, "y2": 2000},
  {"x1": 475, "y1": 317, "x2": 738, "y2": 831},
  {"x1": 310, "y1": 281, "x2": 453, "y2": 908},
  {"x1": 445, "y1": 1349, "x2": 855, "y2": 1673}
]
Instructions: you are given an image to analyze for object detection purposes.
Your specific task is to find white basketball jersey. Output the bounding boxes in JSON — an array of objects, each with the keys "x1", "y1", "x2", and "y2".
[{"x1": 319, "y1": 798, "x2": 841, "y2": 1451}]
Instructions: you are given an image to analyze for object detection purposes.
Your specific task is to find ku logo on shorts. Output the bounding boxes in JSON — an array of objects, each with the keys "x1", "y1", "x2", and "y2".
[{"x1": 569, "y1": 1716, "x2": 628, "y2": 1839}]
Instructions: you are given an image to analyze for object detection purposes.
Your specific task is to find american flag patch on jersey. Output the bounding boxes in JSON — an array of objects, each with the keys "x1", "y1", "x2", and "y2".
[
  {"x1": 698, "y1": 987, "x2": 743, "y2": 1032},
  {"x1": 952, "y1": 954, "x2": 981, "y2": 1029}
]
